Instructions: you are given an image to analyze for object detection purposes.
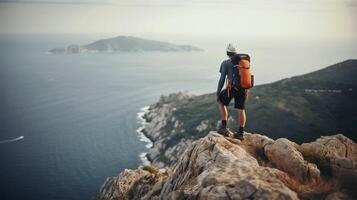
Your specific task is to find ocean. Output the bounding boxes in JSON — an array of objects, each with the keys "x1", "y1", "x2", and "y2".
[{"x1": 0, "y1": 34, "x2": 356, "y2": 200}]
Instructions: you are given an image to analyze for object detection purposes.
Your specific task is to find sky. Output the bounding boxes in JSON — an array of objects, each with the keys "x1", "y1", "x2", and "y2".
[{"x1": 0, "y1": 0, "x2": 356, "y2": 39}]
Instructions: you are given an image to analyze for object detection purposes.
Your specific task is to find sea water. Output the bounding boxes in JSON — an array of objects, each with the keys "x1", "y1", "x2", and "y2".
[{"x1": 0, "y1": 34, "x2": 356, "y2": 200}]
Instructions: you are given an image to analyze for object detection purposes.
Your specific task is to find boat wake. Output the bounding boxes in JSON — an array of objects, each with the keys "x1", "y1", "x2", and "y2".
[{"x1": 0, "y1": 136, "x2": 24, "y2": 144}]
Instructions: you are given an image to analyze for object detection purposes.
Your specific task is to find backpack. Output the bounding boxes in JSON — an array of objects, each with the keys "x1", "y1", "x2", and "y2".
[{"x1": 231, "y1": 54, "x2": 254, "y2": 89}]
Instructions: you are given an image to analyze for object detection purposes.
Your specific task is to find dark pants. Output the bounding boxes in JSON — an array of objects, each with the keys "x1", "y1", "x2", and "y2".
[{"x1": 218, "y1": 88, "x2": 247, "y2": 109}]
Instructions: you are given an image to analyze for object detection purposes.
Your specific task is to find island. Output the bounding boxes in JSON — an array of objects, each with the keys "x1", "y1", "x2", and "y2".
[{"x1": 49, "y1": 36, "x2": 204, "y2": 54}]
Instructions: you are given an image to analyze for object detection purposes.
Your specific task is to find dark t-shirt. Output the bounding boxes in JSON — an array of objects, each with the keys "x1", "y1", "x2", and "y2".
[
  {"x1": 216, "y1": 54, "x2": 250, "y2": 96},
  {"x1": 216, "y1": 58, "x2": 234, "y2": 96}
]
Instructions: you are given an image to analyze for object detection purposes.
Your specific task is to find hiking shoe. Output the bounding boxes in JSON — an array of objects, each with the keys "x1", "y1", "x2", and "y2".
[
  {"x1": 234, "y1": 132, "x2": 244, "y2": 140},
  {"x1": 217, "y1": 127, "x2": 234, "y2": 137}
]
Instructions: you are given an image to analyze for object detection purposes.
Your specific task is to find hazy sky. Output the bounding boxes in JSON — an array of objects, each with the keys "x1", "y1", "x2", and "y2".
[{"x1": 0, "y1": 0, "x2": 356, "y2": 39}]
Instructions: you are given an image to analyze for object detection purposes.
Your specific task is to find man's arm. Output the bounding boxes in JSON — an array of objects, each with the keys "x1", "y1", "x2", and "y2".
[{"x1": 216, "y1": 61, "x2": 227, "y2": 96}]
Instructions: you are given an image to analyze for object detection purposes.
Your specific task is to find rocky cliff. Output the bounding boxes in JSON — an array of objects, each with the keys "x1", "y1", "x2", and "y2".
[
  {"x1": 97, "y1": 132, "x2": 357, "y2": 200},
  {"x1": 95, "y1": 60, "x2": 357, "y2": 199},
  {"x1": 142, "y1": 92, "x2": 197, "y2": 168}
]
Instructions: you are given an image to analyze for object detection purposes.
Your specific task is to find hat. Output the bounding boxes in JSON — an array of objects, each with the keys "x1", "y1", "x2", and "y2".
[{"x1": 226, "y1": 43, "x2": 237, "y2": 53}]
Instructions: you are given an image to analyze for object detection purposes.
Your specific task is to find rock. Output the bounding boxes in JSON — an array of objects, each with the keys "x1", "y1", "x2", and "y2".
[
  {"x1": 158, "y1": 133, "x2": 299, "y2": 200},
  {"x1": 234, "y1": 132, "x2": 274, "y2": 165},
  {"x1": 141, "y1": 181, "x2": 165, "y2": 200},
  {"x1": 97, "y1": 132, "x2": 357, "y2": 200},
  {"x1": 325, "y1": 191, "x2": 352, "y2": 200},
  {"x1": 196, "y1": 120, "x2": 209, "y2": 132},
  {"x1": 265, "y1": 138, "x2": 321, "y2": 183},
  {"x1": 97, "y1": 166, "x2": 169, "y2": 200},
  {"x1": 98, "y1": 177, "x2": 118, "y2": 200},
  {"x1": 142, "y1": 92, "x2": 194, "y2": 167},
  {"x1": 299, "y1": 134, "x2": 357, "y2": 183},
  {"x1": 163, "y1": 138, "x2": 193, "y2": 165}
]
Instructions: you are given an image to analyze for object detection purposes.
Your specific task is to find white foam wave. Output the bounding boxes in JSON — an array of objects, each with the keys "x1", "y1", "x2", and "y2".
[
  {"x1": 0, "y1": 136, "x2": 24, "y2": 144},
  {"x1": 136, "y1": 106, "x2": 153, "y2": 165},
  {"x1": 139, "y1": 152, "x2": 151, "y2": 166}
]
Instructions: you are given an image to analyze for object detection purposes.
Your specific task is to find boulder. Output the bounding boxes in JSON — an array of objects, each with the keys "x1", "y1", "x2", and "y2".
[
  {"x1": 299, "y1": 134, "x2": 357, "y2": 183},
  {"x1": 264, "y1": 138, "x2": 320, "y2": 183}
]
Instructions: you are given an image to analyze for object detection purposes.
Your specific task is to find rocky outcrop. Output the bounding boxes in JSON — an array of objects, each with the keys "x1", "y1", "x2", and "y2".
[
  {"x1": 264, "y1": 138, "x2": 321, "y2": 183},
  {"x1": 298, "y1": 134, "x2": 357, "y2": 183},
  {"x1": 97, "y1": 132, "x2": 357, "y2": 200},
  {"x1": 98, "y1": 166, "x2": 170, "y2": 200},
  {"x1": 142, "y1": 92, "x2": 195, "y2": 167}
]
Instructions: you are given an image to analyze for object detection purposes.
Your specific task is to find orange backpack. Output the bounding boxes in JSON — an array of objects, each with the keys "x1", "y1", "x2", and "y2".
[{"x1": 232, "y1": 54, "x2": 254, "y2": 89}]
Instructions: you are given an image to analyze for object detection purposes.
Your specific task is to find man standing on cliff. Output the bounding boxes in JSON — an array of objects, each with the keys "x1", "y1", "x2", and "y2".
[{"x1": 216, "y1": 43, "x2": 247, "y2": 140}]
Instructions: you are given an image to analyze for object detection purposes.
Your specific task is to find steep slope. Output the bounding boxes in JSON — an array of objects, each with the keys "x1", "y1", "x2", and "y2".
[
  {"x1": 97, "y1": 132, "x2": 357, "y2": 200},
  {"x1": 142, "y1": 60, "x2": 357, "y2": 166}
]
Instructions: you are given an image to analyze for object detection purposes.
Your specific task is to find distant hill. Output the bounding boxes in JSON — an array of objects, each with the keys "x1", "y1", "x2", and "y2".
[
  {"x1": 171, "y1": 59, "x2": 357, "y2": 143},
  {"x1": 141, "y1": 60, "x2": 357, "y2": 166},
  {"x1": 49, "y1": 36, "x2": 203, "y2": 54},
  {"x1": 243, "y1": 59, "x2": 357, "y2": 142}
]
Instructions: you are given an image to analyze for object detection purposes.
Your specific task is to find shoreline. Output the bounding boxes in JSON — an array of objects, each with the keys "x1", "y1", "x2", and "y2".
[{"x1": 136, "y1": 106, "x2": 153, "y2": 166}]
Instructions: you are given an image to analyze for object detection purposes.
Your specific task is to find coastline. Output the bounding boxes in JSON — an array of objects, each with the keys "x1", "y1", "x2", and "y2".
[
  {"x1": 97, "y1": 92, "x2": 193, "y2": 199},
  {"x1": 134, "y1": 92, "x2": 196, "y2": 168},
  {"x1": 136, "y1": 106, "x2": 153, "y2": 166}
]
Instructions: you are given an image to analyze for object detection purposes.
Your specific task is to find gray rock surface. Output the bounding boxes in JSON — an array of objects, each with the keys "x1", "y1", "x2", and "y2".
[
  {"x1": 265, "y1": 138, "x2": 321, "y2": 183},
  {"x1": 142, "y1": 92, "x2": 194, "y2": 167},
  {"x1": 98, "y1": 166, "x2": 169, "y2": 200},
  {"x1": 97, "y1": 132, "x2": 357, "y2": 200},
  {"x1": 298, "y1": 134, "x2": 357, "y2": 183}
]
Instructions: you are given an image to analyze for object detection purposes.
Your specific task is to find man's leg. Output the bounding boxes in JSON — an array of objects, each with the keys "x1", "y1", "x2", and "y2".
[
  {"x1": 217, "y1": 89, "x2": 230, "y2": 128},
  {"x1": 238, "y1": 109, "x2": 246, "y2": 128},
  {"x1": 233, "y1": 109, "x2": 246, "y2": 140},
  {"x1": 218, "y1": 102, "x2": 228, "y2": 122},
  {"x1": 217, "y1": 102, "x2": 231, "y2": 136},
  {"x1": 217, "y1": 90, "x2": 233, "y2": 136},
  {"x1": 233, "y1": 89, "x2": 247, "y2": 140}
]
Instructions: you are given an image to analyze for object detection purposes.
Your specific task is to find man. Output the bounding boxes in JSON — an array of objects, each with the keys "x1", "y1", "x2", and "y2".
[{"x1": 216, "y1": 43, "x2": 247, "y2": 140}]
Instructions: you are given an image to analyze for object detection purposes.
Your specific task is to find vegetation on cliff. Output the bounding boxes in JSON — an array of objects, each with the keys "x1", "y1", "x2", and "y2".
[{"x1": 143, "y1": 60, "x2": 357, "y2": 166}]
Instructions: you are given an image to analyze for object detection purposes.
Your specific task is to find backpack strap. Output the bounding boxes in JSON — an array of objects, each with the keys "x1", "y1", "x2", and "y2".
[{"x1": 226, "y1": 78, "x2": 232, "y2": 97}]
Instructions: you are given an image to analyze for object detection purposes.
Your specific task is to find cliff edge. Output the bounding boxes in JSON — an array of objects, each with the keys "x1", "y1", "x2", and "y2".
[{"x1": 97, "y1": 132, "x2": 357, "y2": 200}]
